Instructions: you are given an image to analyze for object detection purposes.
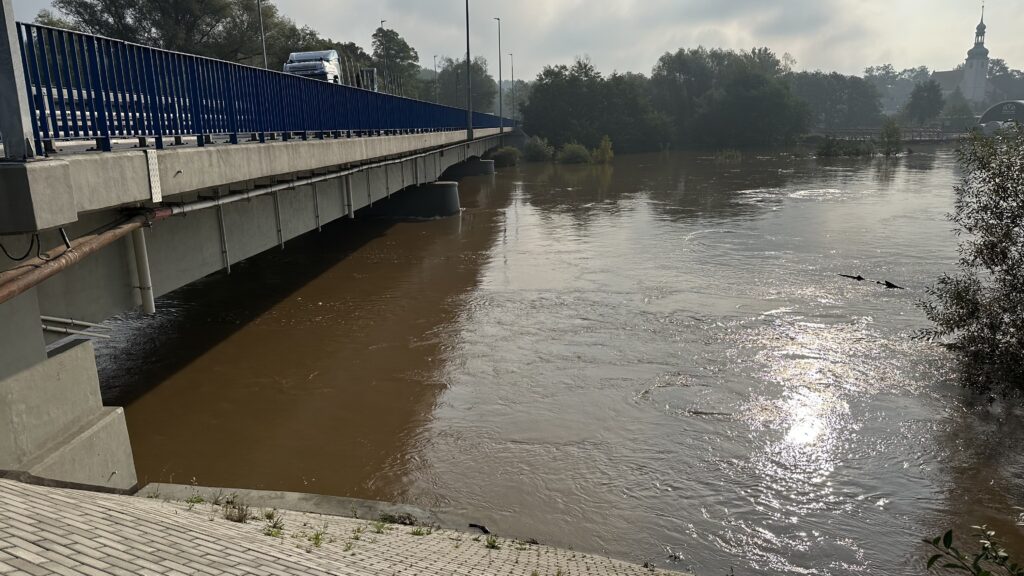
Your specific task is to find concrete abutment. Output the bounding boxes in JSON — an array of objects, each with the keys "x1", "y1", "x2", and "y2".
[{"x1": 0, "y1": 339, "x2": 137, "y2": 491}]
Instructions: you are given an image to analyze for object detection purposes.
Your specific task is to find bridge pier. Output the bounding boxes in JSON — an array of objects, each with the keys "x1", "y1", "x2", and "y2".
[
  {"x1": 361, "y1": 182, "x2": 462, "y2": 219},
  {"x1": 442, "y1": 158, "x2": 496, "y2": 179}
]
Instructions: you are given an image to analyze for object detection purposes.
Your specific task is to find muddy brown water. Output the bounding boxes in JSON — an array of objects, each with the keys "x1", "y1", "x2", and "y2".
[{"x1": 98, "y1": 150, "x2": 1024, "y2": 575}]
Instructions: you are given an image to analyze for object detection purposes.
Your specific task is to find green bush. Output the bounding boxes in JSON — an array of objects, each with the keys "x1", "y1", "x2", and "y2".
[
  {"x1": 557, "y1": 143, "x2": 592, "y2": 165},
  {"x1": 522, "y1": 136, "x2": 555, "y2": 162},
  {"x1": 490, "y1": 147, "x2": 521, "y2": 167},
  {"x1": 714, "y1": 149, "x2": 743, "y2": 163},
  {"x1": 592, "y1": 135, "x2": 614, "y2": 164},
  {"x1": 921, "y1": 125, "x2": 1024, "y2": 385},
  {"x1": 816, "y1": 136, "x2": 876, "y2": 157},
  {"x1": 879, "y1": 118, "x2": 902, "y2": 157}
]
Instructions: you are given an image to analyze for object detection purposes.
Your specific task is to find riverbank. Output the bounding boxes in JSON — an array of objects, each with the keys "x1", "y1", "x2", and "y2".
[{"x1": 0, "y1": 478, "x2": 689, "y2": 575}]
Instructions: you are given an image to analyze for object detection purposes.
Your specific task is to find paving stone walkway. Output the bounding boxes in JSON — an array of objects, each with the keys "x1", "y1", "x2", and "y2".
[{"x1": 0, "y1": 479, "x2": 686, "y2": 576}]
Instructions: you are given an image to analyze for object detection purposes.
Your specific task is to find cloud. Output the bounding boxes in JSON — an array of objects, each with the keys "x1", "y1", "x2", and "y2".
[{"x1": 11, "y1": 0, "x2": 1024, "y2": 80}]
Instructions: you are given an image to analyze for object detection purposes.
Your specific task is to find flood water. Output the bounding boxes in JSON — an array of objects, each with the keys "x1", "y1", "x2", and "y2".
[{"x1": 98, "y1": 149, "x2": 1024, "y2": 575}]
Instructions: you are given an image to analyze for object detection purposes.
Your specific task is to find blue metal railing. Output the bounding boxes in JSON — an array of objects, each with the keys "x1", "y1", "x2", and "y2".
[{"x1": 15, "y1": 23, "x2": 514, "y2": 155}]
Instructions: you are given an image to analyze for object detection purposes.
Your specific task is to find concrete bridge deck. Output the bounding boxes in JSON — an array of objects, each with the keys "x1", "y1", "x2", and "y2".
[{"x1": 0, "y1": 479, "x2": 687, "y2": 576}]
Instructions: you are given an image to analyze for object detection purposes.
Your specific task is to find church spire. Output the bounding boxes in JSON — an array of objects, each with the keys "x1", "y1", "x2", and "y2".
[
  {"x1": 968, "y1": 1, "x2": 990, "y2": 60},
  {"x1": 975, "y1": 1, "x2": 987, "y2": 47}
]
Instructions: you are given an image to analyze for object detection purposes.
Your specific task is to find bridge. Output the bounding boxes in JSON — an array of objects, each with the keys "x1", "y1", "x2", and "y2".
[{"x1": 0, "y1": 2, "x2": 515, "y2": 492}]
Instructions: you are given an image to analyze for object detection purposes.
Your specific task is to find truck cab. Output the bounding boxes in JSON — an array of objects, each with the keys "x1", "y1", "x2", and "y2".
[{"x1": 283, "y1": 50, "x2": 342, "y2": 84}]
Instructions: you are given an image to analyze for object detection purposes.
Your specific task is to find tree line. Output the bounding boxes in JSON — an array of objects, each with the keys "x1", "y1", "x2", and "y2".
[
  {"x1": 523, "y1": 48, "x2": 834, "y2": 152},
  {"x1": 522, "y1": 46, "x2": 1024, "y2": 153}
]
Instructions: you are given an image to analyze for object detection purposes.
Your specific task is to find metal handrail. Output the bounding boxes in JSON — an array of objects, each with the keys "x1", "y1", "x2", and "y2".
[{"x1": 16, "y1": 22, "x2": 515, "y2": 156}]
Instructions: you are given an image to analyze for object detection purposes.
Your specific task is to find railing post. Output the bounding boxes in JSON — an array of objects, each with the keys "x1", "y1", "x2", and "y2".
[
  {"x1": 84, "y1": 36, "x2": 112, "y2": 151},
  {"x1": 0, "y1": 0, "x2": 35, "y2": 159}
]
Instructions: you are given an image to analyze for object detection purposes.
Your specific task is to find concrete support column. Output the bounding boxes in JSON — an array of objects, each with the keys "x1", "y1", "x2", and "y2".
[
  {"x1": 0, "y1": 0, "x2": 35, "y2": 160},
  {"x1": 362, "y1": 181, "x2": 461, "y2": 219},
  {"x1": 442, "y1": 158, "x2": 496, "y2": 180}
]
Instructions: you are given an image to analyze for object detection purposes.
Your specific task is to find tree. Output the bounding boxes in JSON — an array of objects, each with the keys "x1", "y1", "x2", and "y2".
[
  {"x1": 788, "y1": 71, "x2": 883, "y2": 130},
  {"x1": 942, "y1": 88, "x2": 977, "y2": 130},
  {"x1": 689, "y1": 68, "x2": 808, "y2": 148},
  {"x1": 38, "y1": 0, "x2": 386, "y2": 74},
  {"x1": 647, "y1": 46, "x2": 806, "y2": 148},
  {"x1": 899, "y1": 66, "x2": 931, "y2": 84},
  {"x1": 989, "y1": 58, "x2": 1011, "y2": 78},
  {"x1": 521, "y1": 57, "x2": 669, "y2": 152},
  {"x1": 905, "y1": 80, "x2": 945, "y2": 126},
  {"x1": 34, "y1": 8, "x2": 80, "y2": 30},
  {"x1": 502, "y1": 79, "x2": 532, "y2": 119},
  {"x1": 592, "y1": 135, "x2": 614, "y2": 164},
  {"x1": 864, "y1": 64, "x2": 928, "y2": 114},
  {"x1": 879, "y1": 118, "x2": 902, "y2": 156},
  {"x1": 372, "y1": 27, "x2": 420, "y2": 96},
  {"x1": 988, "y1": 59, "x2": 1024, "y2": 103},
  {"x1": 435, "y1": 56, "x2": 497, "y2": 112},
  {"x1": 921, "y1": 125, "x2": 1024, "y2": 386}
]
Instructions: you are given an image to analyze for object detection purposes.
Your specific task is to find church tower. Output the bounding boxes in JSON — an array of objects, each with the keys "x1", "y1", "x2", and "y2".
[{"x1": 961, "y1": 6, "x2": 990, "y2": 104}]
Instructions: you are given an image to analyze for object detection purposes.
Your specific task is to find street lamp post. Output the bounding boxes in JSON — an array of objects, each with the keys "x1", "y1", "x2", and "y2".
[
  {"x1": 380, "y1": 20, "x2": 388, "y2": 93},
  {"x1": 509, "y1": 53, "x2": 515, "y2": 125},
  {"x1": 494, "y1": 17, "x2": 502, "y2": 133},
  {"x1": 256, "y1": 0, "x2": 268, "y2": 68},
  {"x1": 465, "y1": 0, "x2": 473, "y2": 140}
]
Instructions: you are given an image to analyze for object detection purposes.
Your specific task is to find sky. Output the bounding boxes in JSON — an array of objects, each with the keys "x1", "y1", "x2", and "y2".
[{"x1": 11, "y1": 0, "x2": 1024, "y2": 80}]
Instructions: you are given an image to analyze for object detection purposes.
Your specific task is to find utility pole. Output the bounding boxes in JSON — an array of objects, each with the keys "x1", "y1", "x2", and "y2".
[
  {"x1": 465, "y1": 0, "x2": 473, "y2": 139},
  {"x1": 433, "y1": 55, "x2": 439, "y2": 103},
  {"x1": 494, "y1": 17, "x2": 502, "y2": 133},
  {"x1": 257, "y1": 0, "x2": 268, "y2": 68}
]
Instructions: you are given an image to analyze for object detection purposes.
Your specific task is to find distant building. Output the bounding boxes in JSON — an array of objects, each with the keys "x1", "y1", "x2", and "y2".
[{"x1": 930, "y1": 9, "x2": 993, "y2": 107}]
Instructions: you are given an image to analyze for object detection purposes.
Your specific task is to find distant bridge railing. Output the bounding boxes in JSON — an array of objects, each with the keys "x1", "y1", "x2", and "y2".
[
  {"x1": 15, "y1": 23, "x2": 513, "y2": 155},
  {"x1": 813, "y1": 127, "x2": 961, "y2": 142}
]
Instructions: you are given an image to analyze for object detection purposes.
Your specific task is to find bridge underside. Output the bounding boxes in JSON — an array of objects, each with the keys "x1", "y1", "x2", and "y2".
[{"x1": 0, "y1": 128, "x2": 505, "y2": 491}]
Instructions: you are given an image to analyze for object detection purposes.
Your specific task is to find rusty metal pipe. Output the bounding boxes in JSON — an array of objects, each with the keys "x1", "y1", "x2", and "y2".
[
  {"x1": 0, "y1": 133, "x2": 499, "y2": 308},
  {"x1": 0, "y1": 209, "x2": 170, "y2": 307}
]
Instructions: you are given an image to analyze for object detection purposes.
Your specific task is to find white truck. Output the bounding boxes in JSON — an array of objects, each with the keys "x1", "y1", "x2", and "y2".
[{"x1": 283, "y1": 50, "x2": 343, "y2": 84}]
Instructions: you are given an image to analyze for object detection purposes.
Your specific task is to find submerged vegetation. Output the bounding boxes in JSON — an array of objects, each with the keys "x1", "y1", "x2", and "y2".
[
  {"x1": 880, "y1": 118, "x2": 903, "y2": 157},
  {"x1": 592, "y1": 136, "x2": 615, "y2": 164},
  {"x1": 814, "y1": 119, "x2": 904, "y2": 158},
  {"x1": 523, "y1": 136, "x2": 556, "y2": 162},
  {"x1": 489, "y1": 147, "x2": 521, "y2": 168},
  {"x1": 815, "y1": 137, "x2": 876, "y2": 158},
  {"x1": 557, "y1": 143, "x2": 593, "y2": 165},
  {"x1": 921, "y1": 125, "x2": 1024, "y2": 387}
]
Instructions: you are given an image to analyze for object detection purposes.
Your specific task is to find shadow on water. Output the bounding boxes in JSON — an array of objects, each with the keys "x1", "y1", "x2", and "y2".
[
  {"x1": 98, "y1": 174, "x2": 511, "y2": 500},
  {"x1": 97, "y1": 219, "x2": 397, "y2": 406}
]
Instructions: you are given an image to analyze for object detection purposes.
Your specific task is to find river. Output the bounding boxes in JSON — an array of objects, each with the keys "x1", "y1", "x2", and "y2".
[{"x1": 97, "y1": 148, "x2": 1024, "y2": 575}]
